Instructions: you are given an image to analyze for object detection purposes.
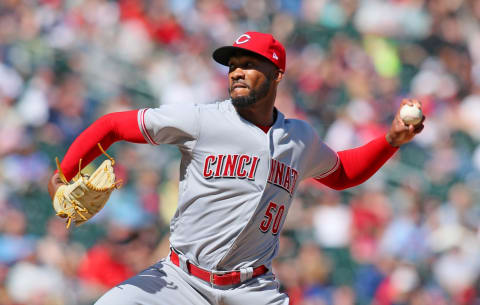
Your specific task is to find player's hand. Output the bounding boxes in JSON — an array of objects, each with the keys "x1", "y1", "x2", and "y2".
[
  {"x1": 385, "y1": 99, "x2": 425, "y2": 147},
  {"x1": 48, "y1": 172, "x2": 65, "y2": 200}
]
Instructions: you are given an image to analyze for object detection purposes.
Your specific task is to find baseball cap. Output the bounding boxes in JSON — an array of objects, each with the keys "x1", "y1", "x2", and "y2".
[{"x1": 212, "y1": 31, "x2": 286, "y2": 71}]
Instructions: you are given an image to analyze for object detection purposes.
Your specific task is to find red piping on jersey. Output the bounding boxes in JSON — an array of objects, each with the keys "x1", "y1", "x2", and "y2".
[
  {"x1": 59, "y1": 110, "x2": 147, "y2": 181},
  {"x1": 140, "y1": 109, "x2": 158, "y2": 145},
  {"x1": 317, "y1": 135, "x2": 398, "y2": 190},
  {"x1": 317, "y1": 154, "x2": 340, "y2": 179}
]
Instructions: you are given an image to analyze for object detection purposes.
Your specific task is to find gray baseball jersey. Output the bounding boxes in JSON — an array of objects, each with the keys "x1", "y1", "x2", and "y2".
[
  {"x1": 138, "y1": 100, "x2": 338, "y2": 271},
  {"x1": 95, "y1": 99, "x2": 339, "y2": 305}
]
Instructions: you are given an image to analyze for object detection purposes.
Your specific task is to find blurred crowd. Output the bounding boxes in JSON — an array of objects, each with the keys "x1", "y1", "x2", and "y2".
[{"x1": 1, "y1": 0, "x2": 480, "y2": 304}]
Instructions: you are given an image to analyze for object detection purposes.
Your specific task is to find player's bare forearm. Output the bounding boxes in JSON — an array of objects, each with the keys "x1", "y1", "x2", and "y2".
[{"x1": 386, "y1": 99, "x2": 425, "y2": 147}]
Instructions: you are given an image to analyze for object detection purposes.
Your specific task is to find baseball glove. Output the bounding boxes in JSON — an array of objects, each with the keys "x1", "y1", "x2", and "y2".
[{"x1": 53, "y1": 144, "x2": 121, "y2": 228}]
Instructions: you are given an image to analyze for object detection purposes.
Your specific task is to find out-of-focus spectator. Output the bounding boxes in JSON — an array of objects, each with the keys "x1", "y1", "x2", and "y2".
[
  {"x1": 312, "y1": 191, "x2": 355, "y2": 286},
  {"x1": 313, "y1": 191, "x2": 351, "y2": 249},
  {"x1": 6, "y1": 260, "x2": 71, "y2": 305},
  {"x1": 77, "y1": 223, "x2": 136, "y2": 302},
  {"x1": 350, "y1": 190, "x2": 391, "y2": 264},
  {"x1": 0, "y1": 209, "x2": 35, "y2": 265},
  {"x1": 36, "y1": 217, "x2": 85, "y2": 277}
]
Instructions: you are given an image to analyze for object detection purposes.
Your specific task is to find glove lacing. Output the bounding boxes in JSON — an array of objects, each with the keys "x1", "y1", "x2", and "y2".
[{"x1": 54, "y1": 143, "x2": 121, "y2": 228}]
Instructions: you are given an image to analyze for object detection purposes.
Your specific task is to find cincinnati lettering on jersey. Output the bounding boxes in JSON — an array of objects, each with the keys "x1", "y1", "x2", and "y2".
[
  {"x1": 267, "y1": 159, "x2": 298, "y2": 196},
  {"x1": 203, "y1": 154, "x2": 260, "y2": 180}
]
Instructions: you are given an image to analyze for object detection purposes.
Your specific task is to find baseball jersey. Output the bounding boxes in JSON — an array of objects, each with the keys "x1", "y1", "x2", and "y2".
[{"x1": 137, "y1": 100, "x2": 339, "y2": 271}]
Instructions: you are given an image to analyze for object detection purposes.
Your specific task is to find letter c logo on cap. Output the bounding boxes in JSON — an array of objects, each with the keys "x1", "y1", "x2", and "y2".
[{"x1": 235, "y1": 34, "x2": 251, "y2": 45}]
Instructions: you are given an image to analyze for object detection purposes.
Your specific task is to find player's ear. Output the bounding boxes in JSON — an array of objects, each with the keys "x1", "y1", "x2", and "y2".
[{"x1": 274, "y1": 70, "x2": 284, "y2": 83}]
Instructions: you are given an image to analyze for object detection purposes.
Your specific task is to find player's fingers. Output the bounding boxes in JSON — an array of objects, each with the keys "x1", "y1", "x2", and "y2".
[
  {"x1": 414, "y1": 120, "x2": 425, "y2": 133},
  {"x1": 414, "y1": 124, "x2": 424, "y2": 134},
  {"x1": 398, "y1": 121, "x2": 411, "y2": 134},
  {"x1": 410, "y1": 115, "x2": 425, "y2": 132},
  {"x1": 419, "y1": 115, "x2": 426, "y2": 124},
  {"x1": 412, "y1": 99, "x2": 422, "y2": 109},
  {"x1": 402, "y1": 98, "x2": 422, "y2": 109},
  {"x1": 407, "y1": 99, "x2": 414, "y2": 107},
  {"x1": 401, "y1": 98, "x2": 411, "y2": 107},
  {"x1": 412, "y1": 115, "x2": 425, "y2": 131},
  {"x1": 408, "y1": 124, "x2": 415, "y2": 133},
  {"x1": 394, "y1": 117, "x2": 408, "y2": 132}
]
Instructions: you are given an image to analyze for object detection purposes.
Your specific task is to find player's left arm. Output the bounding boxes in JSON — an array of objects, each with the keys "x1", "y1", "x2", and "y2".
[
  {"x1": 48, "y1": 104, "x2": 200, "y2": 199},
  {"x1": 48, "y1": 110, "x2": 147, "y2": 199},
  {"x1": 317, "y1": 99, "x2": 425, "y2": 190}
]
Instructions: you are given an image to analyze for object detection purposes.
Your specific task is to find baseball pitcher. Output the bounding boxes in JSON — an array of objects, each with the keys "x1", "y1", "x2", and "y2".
[{"x1": 48, "y1": 32, "x2": 424, "y2": 305}]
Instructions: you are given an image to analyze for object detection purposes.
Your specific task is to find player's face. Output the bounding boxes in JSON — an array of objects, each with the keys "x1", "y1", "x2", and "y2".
[{"x1": 228, "y1": 54, "x2": 277, "y2": 107}]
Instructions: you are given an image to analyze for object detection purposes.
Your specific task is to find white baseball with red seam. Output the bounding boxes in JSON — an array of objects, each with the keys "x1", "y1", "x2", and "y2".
[{"x1": 400, "y1": 104, "x2": 422, "y2": 125}]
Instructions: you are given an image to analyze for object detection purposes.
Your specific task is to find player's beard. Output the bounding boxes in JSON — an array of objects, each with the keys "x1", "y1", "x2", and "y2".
[{"x1": 230, "y1": 78, "x2": 271, "y2": 108}]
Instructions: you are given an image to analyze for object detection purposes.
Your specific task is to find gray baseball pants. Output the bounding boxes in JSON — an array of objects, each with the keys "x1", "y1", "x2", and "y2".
[{"x1": 94, "y1": 258, "x2": 289, "y2": 305}]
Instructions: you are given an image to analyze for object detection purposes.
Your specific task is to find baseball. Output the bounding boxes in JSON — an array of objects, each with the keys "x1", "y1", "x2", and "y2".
[{"x1": 400, "y1": 104, "x2": 423, "y2": 125}]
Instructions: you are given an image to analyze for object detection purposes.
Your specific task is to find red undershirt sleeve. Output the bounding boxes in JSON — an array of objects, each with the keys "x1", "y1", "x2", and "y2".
[
  {"x1": 59, "y1": 110, "x2": 147, "y2": 181},
  {"x1": 316, "y1": 135, "x2": 399, "y2": 190}
]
